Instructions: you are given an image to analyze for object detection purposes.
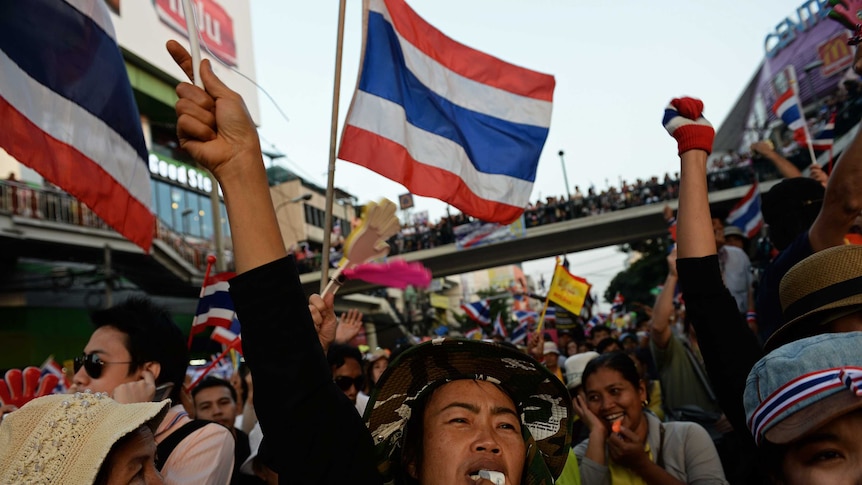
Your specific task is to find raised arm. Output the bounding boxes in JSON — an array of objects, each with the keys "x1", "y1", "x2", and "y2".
[
  {"x1": 662, "y1": 97, "x2": 763, "y2": 440},
  {"x1": 167, "y1": 40, "x2": 285, "y2": 273},
  {"x1": 750, "y1": 141, "x2": 803, "y2": 179},
  {"x1": 650, "y1": 246, "x2": 678, "y2": 349}
]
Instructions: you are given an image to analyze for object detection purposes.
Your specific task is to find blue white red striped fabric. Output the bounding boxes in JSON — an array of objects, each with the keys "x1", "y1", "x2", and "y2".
[
  {"x1": 748, "y1": 367, "x2": 862, "y2": 445},
  {"x1": 772, "y1": 87, "x2": 808, "y2": 147},
  {"x1": 0, "y1": 0, "x2": 154, "y2": 251},
  {"x1": 465, "y1": 327, "x2": 484, "y2": 340},
  {"x1": 725, "y1": 180, "x2": 764, "y2": 239},
  {"x1": 514, "y1": 310, "x2": 538, "y2": 325},
  {"x1": 544, "y1": 307, "x2": 557, "y2": 323},
  {"x1": 461, "y1": 299, "x2": 491, "y2": 325},
  {"x1": 40, "y1": 356, "x2": 70, "y2": 395},
  {"x1": 510, "y1": 321, "x2": 529, "y2": 345},
  {"x1": 338, "y1": 0, "x2": 555, "y2": 224},
  {"x1": 811, "y1": 113, "x2": 835, "y2": 151},
  {"x1": 492, "y1": 313, "x2": 507, "y2": 338},
  {"x1": 210, "y1": 326, "x2": 243, "y2": 354},
  {"x1": 191, "y1": 272, "x2": 237, "y2": 337}
]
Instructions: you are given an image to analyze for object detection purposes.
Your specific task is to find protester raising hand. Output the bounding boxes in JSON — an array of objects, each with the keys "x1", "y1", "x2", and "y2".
[
  {"x1": 309, "y1": 293, "x2": 337, "y2": 353},
  {"x1": 335, "y1": 308, "x2": 364, "y2": 344}
]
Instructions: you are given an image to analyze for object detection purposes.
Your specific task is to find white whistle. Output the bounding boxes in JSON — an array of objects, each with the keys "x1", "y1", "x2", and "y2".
[{"x1": 478, "y1": 470, "x2": 505, "y2": 485}]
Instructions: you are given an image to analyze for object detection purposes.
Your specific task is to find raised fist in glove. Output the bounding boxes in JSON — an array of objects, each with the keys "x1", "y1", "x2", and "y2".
[
  {"x1": 0, "y1": 366, "x2": 59, "y2": 408},
  {"x1": 662, "y1": 97, "x2": 714, "y2": 155}
]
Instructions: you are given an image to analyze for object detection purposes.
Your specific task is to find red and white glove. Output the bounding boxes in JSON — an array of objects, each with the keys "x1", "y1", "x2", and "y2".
[
  {"x1": 662, "y1": 97, "x2": 714, "y2": 155},
  {"x1": 0, "y1": 367, "x2": 59, "y2": 408}
]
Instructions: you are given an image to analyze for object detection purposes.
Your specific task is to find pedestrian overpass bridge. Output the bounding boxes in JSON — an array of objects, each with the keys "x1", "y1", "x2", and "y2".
[{"x1": 0, "y1": 179, "x2": 777, "y2": 299}]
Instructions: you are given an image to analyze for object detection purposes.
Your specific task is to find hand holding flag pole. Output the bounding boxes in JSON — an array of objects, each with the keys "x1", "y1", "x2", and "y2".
[{"x1": 321, "y1": 198, "x2": 402, "y2": 296}]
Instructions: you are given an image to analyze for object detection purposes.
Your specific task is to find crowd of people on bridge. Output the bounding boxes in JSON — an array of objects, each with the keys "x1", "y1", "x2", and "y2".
[{"x1": 5, "y1": 27, "x2": 862, "y2": 485}]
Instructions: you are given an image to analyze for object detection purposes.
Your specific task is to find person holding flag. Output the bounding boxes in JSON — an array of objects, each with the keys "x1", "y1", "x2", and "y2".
[{"x1": 166, "y1": 33, "x2": 576, "y2": 484}]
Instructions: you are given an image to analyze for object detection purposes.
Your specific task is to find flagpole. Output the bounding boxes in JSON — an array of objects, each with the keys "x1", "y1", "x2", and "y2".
[
  {"x1": 185, "y1": 345, "x2": 234, "y2": 392},
  {"x1": 535, "y1": 259, "x2": 559, "y2": 335},
  {"x1": 321, "y1": 0, "x2": 348, "y2": 293},
  {"x1": 182, "y1": 0, "x2": 226, "y2": 272},
  {"x1": 788, "y1": 65, "x2": 818, "y2": 167},
  {"x1": 188, "y1": 255, "x2": 216, "y2": 348}
]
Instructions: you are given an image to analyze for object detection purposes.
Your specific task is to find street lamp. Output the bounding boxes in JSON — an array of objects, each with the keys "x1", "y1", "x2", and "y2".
[{"x1": 558, "y1": 150, "x2": 572, "y2": 199}]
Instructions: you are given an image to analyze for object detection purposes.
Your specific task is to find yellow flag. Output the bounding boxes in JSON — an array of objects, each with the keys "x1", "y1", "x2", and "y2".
[{"x1": 547, "y1": 264, "x2": 591, "y2": 316}]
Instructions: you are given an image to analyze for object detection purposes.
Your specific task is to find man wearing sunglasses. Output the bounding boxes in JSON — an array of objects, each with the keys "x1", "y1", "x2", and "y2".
[
  {"x1": 70, "y1": 296, "x2": 235, "y2": 485},
  {"x1": 326, "y1": 343, "x2": 365, "y2": 414}
]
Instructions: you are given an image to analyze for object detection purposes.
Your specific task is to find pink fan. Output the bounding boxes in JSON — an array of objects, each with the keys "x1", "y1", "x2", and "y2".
[
  {"x1": 342, "y1": 260, "x2": 432, "y2": 290},
  {"x1": 322, "y1": 198, "x2": 402, "y2": 296}
]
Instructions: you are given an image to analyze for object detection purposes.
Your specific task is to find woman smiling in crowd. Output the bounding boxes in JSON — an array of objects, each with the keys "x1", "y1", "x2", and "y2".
[{"x1": 572, "y1": 352, "x2": 727, "y2": 484}]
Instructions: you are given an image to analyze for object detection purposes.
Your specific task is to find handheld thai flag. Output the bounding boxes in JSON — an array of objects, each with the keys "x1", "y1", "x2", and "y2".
[
  {"x1": 492, "y1": 313, "x2": 507, "y2": 338},
  {"x1": 40, "y1": 356, "x2": 70, "y2": 395},
  {"x1": 725, "y1": 180, "x2": 764, "y2": 239},
  {"x1": 338, "y1": 0, "x2": 555, "y2": 224},
  {"x1": 461, "y1": 299, "x2": 491, "y2": 326},
  {"x1": 189, "y1": 256, "x2": 237, "y2": 347},
  {"x1": 210, "y1": 326, "x2": 243, "y2": 355},
  {"x1": 772, "y1": 66, "x2": 810, "y2": 148},
  {"x1": 510, "y1": 321, "x2": 529, "y2": 345},
  {"x1": 0, "y1": 0, "x2": 155, "y2": 252},
  {"x1": 544, "y1": 307, "x2": 557, "y2": 323},
  {"x1": 811, "y1": 113, "x2": 835, "y2": 151},
  {"x1": 514, "y1": 310, "x2": 539, "y2": 325}
]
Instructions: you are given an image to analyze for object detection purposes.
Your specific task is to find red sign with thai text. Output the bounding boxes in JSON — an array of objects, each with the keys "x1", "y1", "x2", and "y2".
[{"x1": 155, "y1": 0, "x2": 237, "y2": 67}]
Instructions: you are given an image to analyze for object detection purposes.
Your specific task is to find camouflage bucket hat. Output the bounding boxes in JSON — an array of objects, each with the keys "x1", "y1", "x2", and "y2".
[{"x1": 365, "y1": 337, "x2": 573, "y2": 485}]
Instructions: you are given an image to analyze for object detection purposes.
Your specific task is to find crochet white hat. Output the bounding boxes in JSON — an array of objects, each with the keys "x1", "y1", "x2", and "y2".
[{"x1": 0, "y1": 391, "x2": 169, "y2": 483}]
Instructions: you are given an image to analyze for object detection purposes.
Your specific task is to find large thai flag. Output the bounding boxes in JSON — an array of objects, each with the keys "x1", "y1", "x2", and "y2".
[
  {"x1": 772, "y1": 85, "x2": 808, "y2": 148},
  {"x1": 338, "y1": 0, "x2": 555, "y2": 224},
  {"x1": 726, "y1": 180, "x2": 764, "y2": 239},
  {"x1": 0, "y1": 0, "x2": 154, "y2": 252}
]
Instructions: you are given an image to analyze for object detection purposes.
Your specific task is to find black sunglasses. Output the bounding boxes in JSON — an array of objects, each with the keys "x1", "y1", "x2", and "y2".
[
  {"x1": 73, "y1": 353, "x2": 134, "y2": 379},
  {"x1": 333, "y1": 375, "x2": 365, "y2": 392}
]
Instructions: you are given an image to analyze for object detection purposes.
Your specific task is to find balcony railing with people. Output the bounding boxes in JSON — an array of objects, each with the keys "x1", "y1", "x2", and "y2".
[{"x1": 0, "y1": 178, "x2": 210, "y2": 272}]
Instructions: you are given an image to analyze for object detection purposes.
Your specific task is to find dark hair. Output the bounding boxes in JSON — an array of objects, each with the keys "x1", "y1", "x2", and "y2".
[
  {"x1": 761, "y1": 178, "x2": 824, "y2": 251},
  {"x1": 326, "y1": 343, "x2": 363, "y2": 370},
  {"x1": 596, "y1": 337, "x2": 621, "y2": 354},
  {"x1": 89, "y1": 297, "x2": 188, "y2": 403},
  {"x1": 589, "y1": 324, "x2": 611, "y2": 340},
  {"x1": 191, "y1": 375, "x2": 237, "y2": 403},
  {"x1": 582, "y1": 351, "x2": 641, "y2": 391}
]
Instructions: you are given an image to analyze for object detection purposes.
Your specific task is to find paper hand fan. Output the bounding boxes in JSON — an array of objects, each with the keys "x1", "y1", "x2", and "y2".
[
  {"x1": 322, "y1": 198, "x2": 401, "y2": 296},
  {"x1": 0, "y1": 367, "x2": 59, "y2": 408}
]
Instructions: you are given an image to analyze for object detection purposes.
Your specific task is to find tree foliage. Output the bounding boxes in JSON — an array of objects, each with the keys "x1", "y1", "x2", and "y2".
[{"x1": 605, "y1": 236, "x2": 672, "y2": 312}]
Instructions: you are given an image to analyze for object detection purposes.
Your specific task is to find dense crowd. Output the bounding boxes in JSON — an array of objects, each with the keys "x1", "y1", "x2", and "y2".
[{"x1": 4, "y1": 30, "x2": 862, "y2": 485}]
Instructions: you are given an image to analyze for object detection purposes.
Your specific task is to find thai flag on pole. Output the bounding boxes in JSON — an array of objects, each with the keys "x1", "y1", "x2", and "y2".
[
  {"x1": 338, "y1": 0, "x2": 555, "y2": 224},
  {"x1": 510, "y1": 321, "x2": 529, "y2": 345},
  {"x1": 772, "y1": 68, "x2": 809, "y2": 148},
  {"x1": 514, "y1": 310, "x2": 539, "y2": 325},
  {"x1": 461, "y1": 299, "x2": 491, "y2": 325},
  {"x1": 210, "y1": 326, "x2": 243, "y2": 355},
  {"x1": 0, "y1": 0, "x2": 155, "y2": 252},
  {"x1": 726, "y1": 180, "x2": 764, "y2": 239},
  {"x1": 544, "y1": 307, "x2": 557, "y2": 323},
  {"x1": 190, "y1": 272, "x2": 237, "y2": 338},
  {"x1": 811, "y1": 113, "x2": 835, "y2": 151},
  {"x1": 492, "y1": 313, "x2": 507, "y2": 338}
]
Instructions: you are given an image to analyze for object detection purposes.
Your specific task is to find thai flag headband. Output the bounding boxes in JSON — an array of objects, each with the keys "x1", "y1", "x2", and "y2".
[{"x1": 749, "y1": 366, "x2": 862, "y2": 445}]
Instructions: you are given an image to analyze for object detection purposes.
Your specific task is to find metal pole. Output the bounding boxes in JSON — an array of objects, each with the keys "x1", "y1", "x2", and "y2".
[
  {"x1": 558, "y1": 150, "x2": 572, "y2": 199},
  {"x1": 104, "y1": 244, "x2": 112, "y2": 308},
  {"x1": 210, "y1": 181, "x2": 226, "y2": 272},
  {"x1": 320, "y1": 0, "x2": 347, "y2": 293}
]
